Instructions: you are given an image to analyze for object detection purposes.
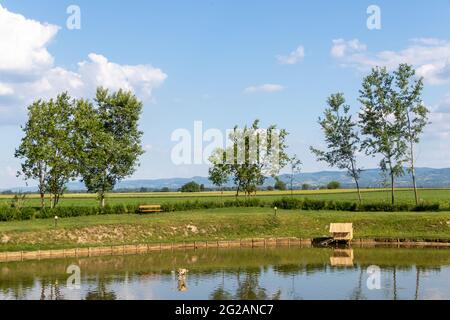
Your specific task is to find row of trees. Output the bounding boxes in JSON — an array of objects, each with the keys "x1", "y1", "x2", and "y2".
[
  {"x1": 209, "y1": 64, "x2": 429, "y2": 205},
  {"x1": 15, "y1": 88, "x2": 144, "y2": 208},
  {"x1": 310, "y1": 64, "x2": 428, "y2": 205}
]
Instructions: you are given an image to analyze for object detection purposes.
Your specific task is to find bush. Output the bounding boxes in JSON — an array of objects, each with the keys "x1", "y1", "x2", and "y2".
[
  {"x1": 327, "y1": 181, "x2": 341, "y2": 189},
  {"x1": 0, "y1": 207, "x2": 18, "y2": 221},
  {"x1": 412, "y1": 202, "x2": 440, "y2": 212},
  {"x1": 16, "y1": 207, "x2": 36, "y2": 220},
  {"x1": 161, "y1": 198, "x2": 267, "y2": 212},
  {"x1": 180, "y1": 181, "x2": 202, "y2": 192}
]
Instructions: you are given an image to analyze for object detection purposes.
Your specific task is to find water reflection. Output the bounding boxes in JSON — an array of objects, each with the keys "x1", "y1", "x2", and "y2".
[{"x1": 1, "y1": 246, "x2": 450, "y2": 300}]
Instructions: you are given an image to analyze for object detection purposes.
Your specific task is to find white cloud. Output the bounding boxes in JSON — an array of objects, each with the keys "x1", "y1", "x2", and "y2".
[
  {"x1": 331, "y1": 39, "x2": 366, "y2": 58},
  {"x1": 0, "y1": 4, "x2": 59, "y2": 74},
  {"x1": 277, "y1": 46, "x2": 305, "y2": 65},
  {"x1": 244, "y1": 84, "x2": 284, "y2": 93},
  {"x1": 0, "y1": 83, "x2": 14, "y2": 96},
  {"x1": 331, "y1": 38, "x2": 450, "y2": 85},
  {"x1": 436, "y1": 93, "x2": 450, "y2": 113},
  {"x1": 77, "y1": 54, "x2": 167, "y2": 100},
  {"x1": 0, "y1": 5, "x2": 167, "y2": 125}
]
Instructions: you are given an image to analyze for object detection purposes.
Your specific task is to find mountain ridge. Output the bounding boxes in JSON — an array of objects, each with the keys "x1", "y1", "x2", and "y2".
[{"x1": 3, "y1": 167, "x2": 450, "y2": 192}]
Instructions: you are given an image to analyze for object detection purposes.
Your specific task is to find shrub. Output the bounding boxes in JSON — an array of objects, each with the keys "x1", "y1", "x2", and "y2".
[
  {"x1": 16, "y1": 207, "x2": 36, "y2": 220},
  {"x1": 412, "y1": 202, "x2": 440, "y2": 212},
  {"x1": 273, "y1": 198, "x2": 303, "y2": 210},
  {"x1": 180, "y1": 181, "x2": 202, "y2": 192},
  {"x1": 327, "y1": 181, "x2": 341, "y2": 189},
  {"x1": 0, "y1": 207, "x2": 18, "y2": 221}
]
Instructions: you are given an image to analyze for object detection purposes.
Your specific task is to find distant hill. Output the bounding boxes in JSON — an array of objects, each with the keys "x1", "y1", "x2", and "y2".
[{"x1": 3, "y1": 167, "x2": 450, "y2": 193}]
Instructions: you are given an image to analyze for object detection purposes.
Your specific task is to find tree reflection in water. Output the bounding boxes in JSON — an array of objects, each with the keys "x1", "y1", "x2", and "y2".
[
  {"x1": 85, "y1": 276, "x2": 116, "y2": 300},
  {"x1": 40, "y1": 278, "x2": 63, "y2": 300}
]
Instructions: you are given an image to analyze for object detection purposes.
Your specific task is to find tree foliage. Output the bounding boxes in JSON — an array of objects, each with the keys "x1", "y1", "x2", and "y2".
[
  {"x1": 75, "y1": 88, "x2": 144, "y2": 207},
  {"x1": 310, "y1": 93, "x2": 362, "y2": 203},
  {"x1": 209, "y1": 120, "x2": 289, "y2": 196},
  {"x1": 358, "y1": 65, "x2": 428, "y2": 204},
  {"x1": 16, "y1": 88, "x2": 144, "y2": 208},
  {"x1": 16, "y1": 93, "x2": 78, "y2": 208}
]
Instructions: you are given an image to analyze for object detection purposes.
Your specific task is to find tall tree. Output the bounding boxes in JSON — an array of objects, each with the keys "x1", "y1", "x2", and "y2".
[
  {"x1": 15, "y1": 100, "x2": 51, "y2": 208},
  {"x1": 288, "y1": 155, "x2": 302, "y2": 197},
  {"x1": 311, "y1": 93, "x2": 363, "y2": 204},
  {"x1": 394, "y1": 64, "x2": 429, "y2": 205},
  {"x1": 76, "y1": 88, "x2": 144, "y2": 207},
  {"x1": 359, "y1": 67, "x2": 408, "y2": 204},
  {"x1": 16, "y1": 93, "x2": 77, "y2": 208},
  {"x1": 45, "y1": 93, "x2": 78, "y2": 208}
]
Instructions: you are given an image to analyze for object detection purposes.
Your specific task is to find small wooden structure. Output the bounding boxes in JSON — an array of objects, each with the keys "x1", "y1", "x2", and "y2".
[
  {"x1": 138, "y1": 205, "x2": 162, "y2": 213},
  {"x1": 329, "y1": 223, "x2": 353, "y2": 242}
]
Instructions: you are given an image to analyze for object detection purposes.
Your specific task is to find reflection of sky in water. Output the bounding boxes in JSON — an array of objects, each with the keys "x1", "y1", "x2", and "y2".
[{"x1": 2, "y1": 248, "x2": 450, "y2": 300}]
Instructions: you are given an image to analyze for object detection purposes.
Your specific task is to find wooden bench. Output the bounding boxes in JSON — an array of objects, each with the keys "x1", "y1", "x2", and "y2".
[{"x1": 138, "y1": 205, "x2": 163, "y2": 213}]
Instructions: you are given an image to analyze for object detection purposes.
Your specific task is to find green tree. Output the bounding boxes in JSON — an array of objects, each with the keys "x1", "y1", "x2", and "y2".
[
  {"x1": 208, "y1": 151, "x2": 230, "y2": 195},
  {"x1": 75, "y1": 88, "x2": 144, "y2": 207},
  {"x1": 327, "y1": 181, "x2": 341, "y2": 189},
  {"x1": 394, "y1": 64, "x2": 429, "y2": 205},
  {"x1": 310, "y1": 93, "x2": 363, "y2": 204},
  {"x1": 15, "y1": 100, "x2": 51, "y2": 208},
  {"x1": 16, "y1": 93, "x2": 78, "y2": 208},
  {"x1": 288, "y1": 155, "x2": 302, "y2": 197},
  {"x1": 274, "y1": 177, "x2": 287, "y2": 190},
  {"x1": 180, "y1": 181, "x2": 201, "y2": 192},
  {"x1": 359, "y1": 65, "x2": 422, "y2": 203},
  {"x1": 209, "y1": 120, "x2": 289, "y2": 197}
]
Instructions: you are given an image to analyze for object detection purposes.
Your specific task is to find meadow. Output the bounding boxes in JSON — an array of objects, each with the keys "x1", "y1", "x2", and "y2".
[
  {"x1": 1, "y1": 188, "x2": 450, "y2": 208},
  {"x1": 0, "y1": 188, "x2": 449, "y2": 251}
]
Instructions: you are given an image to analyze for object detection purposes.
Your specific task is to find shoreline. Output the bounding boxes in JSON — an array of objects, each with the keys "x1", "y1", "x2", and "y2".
[{"x1": 2, "y1": 237, "x2": 450, "y2": 263}]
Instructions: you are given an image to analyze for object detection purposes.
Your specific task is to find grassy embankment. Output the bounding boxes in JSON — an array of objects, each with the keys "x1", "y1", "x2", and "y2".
[{"x1": 1, "y1": 207, "x2": 450, "y2": 252}]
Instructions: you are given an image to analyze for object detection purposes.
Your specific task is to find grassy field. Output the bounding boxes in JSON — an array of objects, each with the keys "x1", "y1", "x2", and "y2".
[
  {"x1": 1, "y1": 207, "x2": 450, "y2": 252},
  {"x1": 1, "y1": 188, "x2": 450, "y2": 207}
]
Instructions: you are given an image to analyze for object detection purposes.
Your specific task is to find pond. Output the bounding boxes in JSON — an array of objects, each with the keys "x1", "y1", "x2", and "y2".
[{"x1": 1, "y1": 246, "x2": 450, "y2": 300}]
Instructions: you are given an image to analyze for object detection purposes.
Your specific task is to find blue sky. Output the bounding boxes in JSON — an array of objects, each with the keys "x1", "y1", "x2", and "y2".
[{"x1": 1, "y1": 0, "x2": 450, "y2": 189}]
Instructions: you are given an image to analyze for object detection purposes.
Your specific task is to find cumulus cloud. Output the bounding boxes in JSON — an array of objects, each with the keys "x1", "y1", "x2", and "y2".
[
  {"x1": 436, "y1": 94, "x2": 450, "y2": 113},
  {"x1": 0, "y1": 4, "x2": 59, "y2": 74},
  {"x1": 331, "y1": 38, "x2": 450, "y2": 84},
  {"x1": 276, "y1": 46, "x2": 305, "y2": 65},
  {"x1": 331, "y1": 39, "x2": 367, "y2": 58},
  {"x1": 244, "y1": 84, "x2": 284, "y2": 94},
  {"x1": 0, "y1": 5, "x2": 167, "y2": 125}
]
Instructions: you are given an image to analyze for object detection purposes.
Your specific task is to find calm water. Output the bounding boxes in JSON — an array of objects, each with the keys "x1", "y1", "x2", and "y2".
[{"x1": 1, "y1": 246, "x2": 450, "y2": 300}]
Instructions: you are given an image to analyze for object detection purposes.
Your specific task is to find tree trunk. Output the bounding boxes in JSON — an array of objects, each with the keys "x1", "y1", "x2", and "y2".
[
  {"x1": 355, "y1": 177, "x2": 362, "y2": 205},
  {"x1": 350, "y1": 161, "x2": 362, "y2": 205},
  {"x1": 290, "y1": 177, "x2": 294, "y2": 198},
  {"x1": 49, "y1": 194, "x2": 54, "y2": 209},
  {"x1": 410, "y1": 141, "x2": 419, "y2": 205},
  {"x1": 100, "y1": 194, "x2": 106, "y2": 208},
  {"x1": 40, "y1": 192, "x2": 45, "y2": 209},
  {"x1": 407, "y1": 112, "x2": 419, "y2": 205},
  {"x1": 391, "y1": 172, "x2": 395, "y2": 205}
]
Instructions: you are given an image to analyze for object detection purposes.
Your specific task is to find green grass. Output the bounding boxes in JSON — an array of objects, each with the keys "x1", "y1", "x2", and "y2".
[
  {"x1": 1, "y1": 207, "x2": 450, "y2": 252},
  {"x1": 1, "y1": 188, "x2": 450, "y2": 208}
]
